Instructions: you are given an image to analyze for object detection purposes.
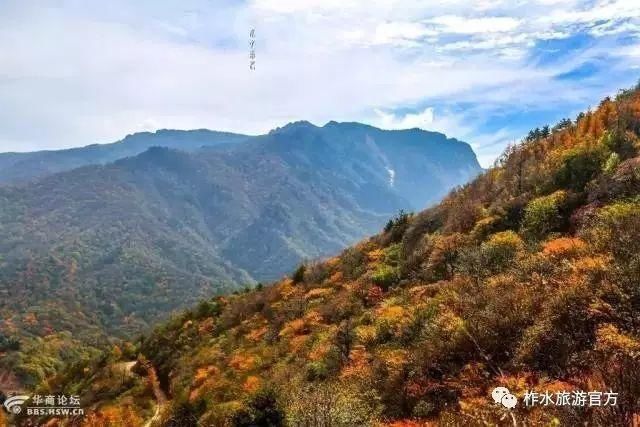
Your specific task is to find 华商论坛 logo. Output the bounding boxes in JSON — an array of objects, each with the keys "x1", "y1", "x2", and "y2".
[{"x1": 3, "y1": 395, "x2": 30, "y2": 414}]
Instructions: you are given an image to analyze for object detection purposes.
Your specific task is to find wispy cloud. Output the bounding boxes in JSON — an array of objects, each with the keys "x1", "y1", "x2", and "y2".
[{"x1": 0, "y1": 0, "x2": 638, "y2": 166}]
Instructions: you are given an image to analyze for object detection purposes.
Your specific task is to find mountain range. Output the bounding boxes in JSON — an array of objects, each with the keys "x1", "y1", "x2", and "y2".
[
  {"x1": 0, "y1": 121, "x2": 481, "y2": 341},
  {"x1": 0, "y1": 129, "x2": 250, "y2": 184}
]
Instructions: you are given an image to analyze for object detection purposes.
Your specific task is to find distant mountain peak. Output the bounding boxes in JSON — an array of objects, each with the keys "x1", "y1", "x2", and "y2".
[
  {"x1": 322, "y1": 120, "x2": 377, "y2": 131},
  {"x1": 119, "y1": 128, "x2": 249, "y2": 144},
  {"x1": 321, "y1": 121, "x2": 454, "y2": 141},
  {"x1": 269, "y1": 120, "x2": 319, "y2": 135}
]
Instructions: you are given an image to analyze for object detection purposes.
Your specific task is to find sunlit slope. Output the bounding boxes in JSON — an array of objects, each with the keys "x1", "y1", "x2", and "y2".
[{"x1": 48, "y1": 85, "x2": 640, "y2": 426}]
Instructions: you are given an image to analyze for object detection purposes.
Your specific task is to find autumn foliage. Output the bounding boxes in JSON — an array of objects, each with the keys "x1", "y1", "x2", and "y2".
[{"x1": 40, "y1": 84, "x2": 640, "y2": 426}]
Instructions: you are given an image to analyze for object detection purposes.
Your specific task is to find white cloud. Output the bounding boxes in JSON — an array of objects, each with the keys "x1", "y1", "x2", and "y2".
[
  {"x1": 373, "y1": 22, "x2": 438, "y2": 46},
  {"x1": 374, "y1": 108, "x2": 435, "y2": 130},
  {"x1": 427, "y1": 15, "x2": 522, "y2": 34},
  {"x1": 541, "y1": 0, "x2": 640, "y2": 25},
  {"x1": 0, "y1": 0, "x2": 638, "y2": 167}
]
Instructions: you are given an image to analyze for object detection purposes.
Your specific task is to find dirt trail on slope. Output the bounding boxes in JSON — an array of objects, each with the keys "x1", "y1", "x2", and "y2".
[
  {"x1": 115, "y1": 360, "x2": 167, "y2": 427},
  {"x1": 143, "y1": 363, "x2": 167, "y2": 427}
]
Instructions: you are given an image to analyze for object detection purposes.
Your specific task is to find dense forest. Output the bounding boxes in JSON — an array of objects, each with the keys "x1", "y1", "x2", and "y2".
[{"x1": 13, "y1": 84, "x2": 640, "y2": 426}]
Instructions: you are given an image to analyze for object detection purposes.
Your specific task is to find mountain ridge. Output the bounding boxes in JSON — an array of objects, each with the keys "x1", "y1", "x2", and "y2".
[
  {"x1": 0, "y1": 122, "x2": 481, "y2": 361},
  {"x1": 0, "y1": 122, "x2": 475, "y2": 188},
  {"x1": 0, "y1": 129, "x2": 251, "y2": 185}
]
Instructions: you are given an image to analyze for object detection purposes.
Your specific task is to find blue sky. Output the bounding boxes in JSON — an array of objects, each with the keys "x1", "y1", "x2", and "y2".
[{"x1": 1, "y1": 1, "x2": 639, "y2": 166}]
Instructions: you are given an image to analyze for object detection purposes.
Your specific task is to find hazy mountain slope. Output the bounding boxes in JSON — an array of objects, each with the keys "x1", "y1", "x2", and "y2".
[
  {"x1": 220, "y1": 121, "x2": 481, "y2": 277},
  {"x1": 0, "y1": 122, "x2": 480, "y2": 347},
  {"x1": 0, "y1": 129, "x2": 250, "y2": 184},
  {"x1": 47, "y1": 86, "x2": 640, "y2": 426},
  {"x1": 0, "y1": 151, "x2": 252, "y2": 340},
  {"x1": 256, "y1": 121, "x2": 480, "y2": 209}
]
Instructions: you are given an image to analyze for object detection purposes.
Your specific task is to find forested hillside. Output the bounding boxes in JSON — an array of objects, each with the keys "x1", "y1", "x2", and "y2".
[
  {"x1": 0, "y1": 122, "x2": 480, "y2": 389},
  {"x1": 40, "y1": 84, "x2": 640, "y2": 426}
]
